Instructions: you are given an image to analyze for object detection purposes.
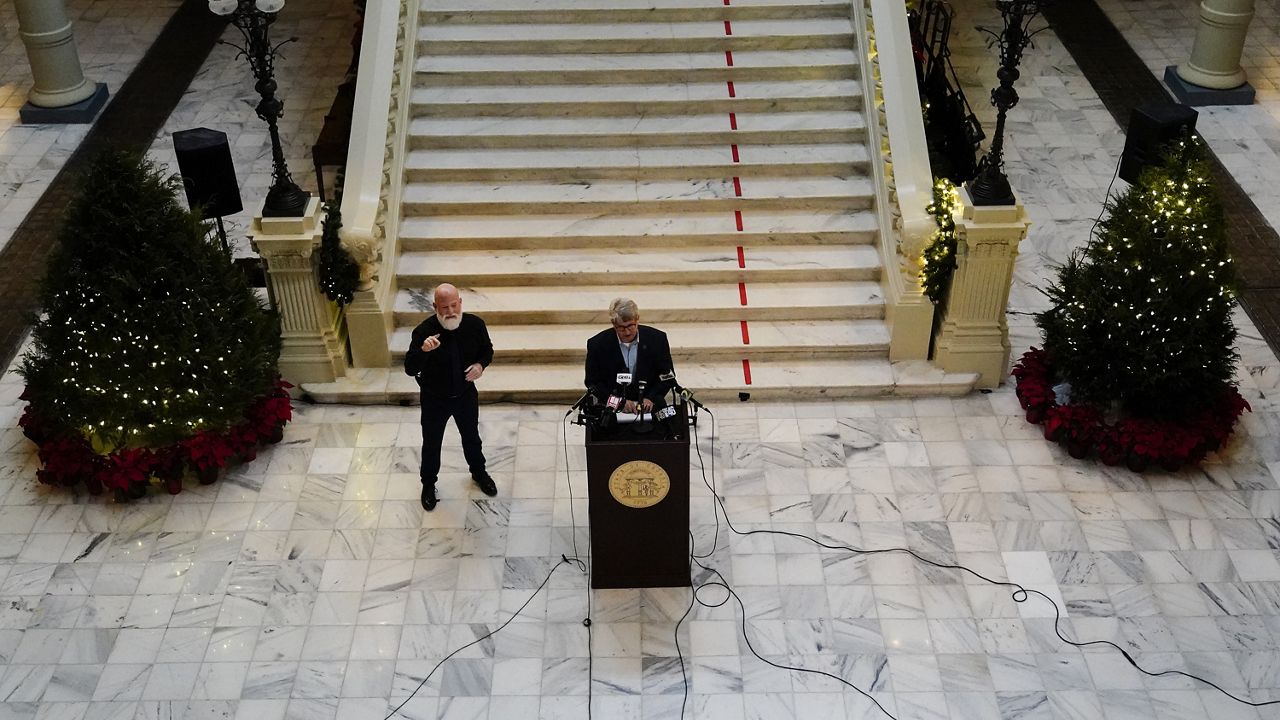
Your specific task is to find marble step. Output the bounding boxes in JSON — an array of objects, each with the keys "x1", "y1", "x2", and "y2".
[
  {"x1": 396, "y1": 244, "x2": 880, "y2": 286},
  {"x1": 390, "y1": 281, "x2": 884, "y2": 324},
  {"x1": 417, "y1": 19, "x2": 854, "y2": 55},
  {"x1": 422, "y1": 0, "x2": 850, "y2": 25},
  {"x1": 411, "y1": 80, "x2": 862, "y2": 117},
  {"x1": 415, "y1": 49, "x2": 858, "y2": 86},
  {"x1": 403, "y1": 144, "x2": 869, "y2": 182},
  {"x1": 408, "y1": 111, "x2": 866, "y2": 149},
  {"x1": 401, "y1": 175, "x2": 873, "y2": 215},
  {"x1": 388, "y1": 319, "x2": 889, "y2": 363},
  {"x1": 398, "y1": 210, "x2": 878, "y2": 250},
  {"x1": 301, "y1": 360, "x2": 978, "y2": 404}
]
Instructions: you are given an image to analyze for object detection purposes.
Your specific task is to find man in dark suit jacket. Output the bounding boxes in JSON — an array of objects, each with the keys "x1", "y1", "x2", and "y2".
[
  {"x1": 404, "y1": 283, "x2": 495, "y2": 511},
  {"x1": 585, "y1": 298, "x2": 675, "y2": 414}
]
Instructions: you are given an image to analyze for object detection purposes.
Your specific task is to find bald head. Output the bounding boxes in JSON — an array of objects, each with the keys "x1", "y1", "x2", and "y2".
[{"x1": 434, "y1": 283, "x2": 463, "y2": 331}]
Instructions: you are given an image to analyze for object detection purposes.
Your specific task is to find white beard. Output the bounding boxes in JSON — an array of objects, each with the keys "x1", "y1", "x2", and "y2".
[{"x1": 438, "y1": 312, "x2": 463, "y2": 331}]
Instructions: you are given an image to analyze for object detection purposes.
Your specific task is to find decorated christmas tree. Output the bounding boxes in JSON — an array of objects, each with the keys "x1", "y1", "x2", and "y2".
[
  {"x1": 1016, "y1": 135, "x2": 1250, "y2": 471},
  {"x1": 19, "y1": 151, "x2": 289, "y2": 499},
  {"x1": 1036, "y1": 136, "x2": 1238, "y2": 418}
]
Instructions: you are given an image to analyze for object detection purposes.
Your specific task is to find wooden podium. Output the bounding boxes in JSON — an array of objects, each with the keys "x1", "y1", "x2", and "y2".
[{"x1": 584, "y1": 408, "x2": 691, "y2": 589}]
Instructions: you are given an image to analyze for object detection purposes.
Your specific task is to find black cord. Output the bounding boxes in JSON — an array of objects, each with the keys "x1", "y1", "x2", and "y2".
[
  {"x1": 1087, "y1": 152, "x2": 1124, "y2": 244},
  {"x1": 678, "y1": 407, "x2": 1280, "y2": 718},
  {"x1": 381, "y1": 554, "x2": 584, "y2": 720},
  {"x1": 561, "y1": 412, "x2": 595, "y2": 720}
]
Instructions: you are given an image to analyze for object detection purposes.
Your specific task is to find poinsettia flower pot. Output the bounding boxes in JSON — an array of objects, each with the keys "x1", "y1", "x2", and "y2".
[
  {"x1": 1026, "y1": 407, "x2": 1046, "y2": 424},
  {"x1": 196, "y1": 466, "x2": 220, "y2": 485},
  {"x1": 1126, "y1": 454, "x2": 1148, "y2": 473},
  {"x1": 127, "y1": 481, "x2": 148, "y2": 499},
  {"x1": 1067, "y1": 441, "x2": 1090, "y2": 460},
  {"x1": 85, "y1": 477, "x2": 104, "y2": 496},
  {"x1": 165, "y1": 477, "x2": 183, "y2": 495},
  {"x1": 267, "y1": 425, "x2": 284, "y2": 444},
  {"x1": 1161, "y1": 458, "x2": 1183, "y2": 473}
]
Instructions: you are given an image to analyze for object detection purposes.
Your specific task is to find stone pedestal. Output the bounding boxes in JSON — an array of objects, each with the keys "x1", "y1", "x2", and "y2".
[
  {"x1": 932, "y1": 189, "x2": 1029, "y2": 388},
  {"x1": 1169, "y1": 0, "x2": 1256, "y2": 106},
  {"x1": 887, "y1": 216, "x2": 937, "y2": 361},
  {"x1": 346, "y1": 289, "x2": 392, "y2": 368},
  {"x1": 251, "y1": 197, "x2": 348, "y2": 385},
  {"x1": 15, "y1": 0, "x2": 109, "y2": 123}
]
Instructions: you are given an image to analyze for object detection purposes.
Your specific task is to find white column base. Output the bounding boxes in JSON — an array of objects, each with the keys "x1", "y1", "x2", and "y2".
[{"x1": 1176, "y1": 0, "x2": 1256, "y2": 91}]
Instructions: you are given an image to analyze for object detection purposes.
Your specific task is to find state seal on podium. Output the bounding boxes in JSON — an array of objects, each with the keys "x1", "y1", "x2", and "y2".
[{"x1": 608, "y1": 460, "x2": 670, "y2": 508}]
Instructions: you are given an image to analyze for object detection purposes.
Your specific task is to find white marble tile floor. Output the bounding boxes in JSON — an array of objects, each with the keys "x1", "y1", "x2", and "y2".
[{"x1": 2, "y1": 0, "x2": 1280, "y2": 719}]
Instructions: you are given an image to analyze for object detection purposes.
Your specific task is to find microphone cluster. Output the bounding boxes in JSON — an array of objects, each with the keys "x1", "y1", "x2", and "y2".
[{"x1": 569, "y1": 370, "x2": 705, "y2": 437}]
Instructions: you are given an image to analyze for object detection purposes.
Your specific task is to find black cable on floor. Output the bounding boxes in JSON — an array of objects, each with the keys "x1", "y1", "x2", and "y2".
[
  {"x1": 381, "y1": 553, "x2": 584, "y2": 720},
  {"x1": 676, "y1": 406, "x2": 1280, "y2": 718}
]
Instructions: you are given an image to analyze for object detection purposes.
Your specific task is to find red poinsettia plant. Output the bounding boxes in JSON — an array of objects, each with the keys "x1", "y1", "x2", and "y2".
[
  {"x1": 1012, "y1": 348, "x2": 1250, "y2": 472},
  {"x1": 19, "y1": 377, "x2": 293, "y2": 500}
]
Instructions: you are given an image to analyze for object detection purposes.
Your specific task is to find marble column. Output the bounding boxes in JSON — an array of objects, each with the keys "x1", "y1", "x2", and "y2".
[
  {"x1": 251, "y1": 198, "x2": 348, "y2": 385},
  {"x1": 932, "y1": 188, "x2": 1029, "y2": 388},
  {"x1": 1166, "y1": 0, "x2": 1256, "y2": 106},
  {"x1": 15, "y1": 0, "x2": 109, "y2": 123}
]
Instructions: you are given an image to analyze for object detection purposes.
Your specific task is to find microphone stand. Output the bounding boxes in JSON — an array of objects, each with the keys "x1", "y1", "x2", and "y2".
[{"x1": 633, "y1": 380, "x2": 654, "y2": 434}]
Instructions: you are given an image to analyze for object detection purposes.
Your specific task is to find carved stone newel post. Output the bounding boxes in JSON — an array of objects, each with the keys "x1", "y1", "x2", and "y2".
[
  {"x1": 933, "y1": 187, "x2": 1030, "y2": 387},
  {"x1": 251, "y1": 197, "x2": 347, "y2": 384}
]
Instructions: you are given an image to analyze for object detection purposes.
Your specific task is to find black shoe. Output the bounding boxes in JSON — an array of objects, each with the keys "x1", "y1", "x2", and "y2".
[
  {"x1": 421, "y1": 483, "x2": 438, "y2": 511},
  {"x1": 472, "y1": 469, "x2": 497, "y2": 497}
]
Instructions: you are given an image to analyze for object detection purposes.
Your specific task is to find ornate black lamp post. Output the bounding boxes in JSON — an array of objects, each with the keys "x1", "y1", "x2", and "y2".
[
  {"x1": 208, "y1": 0, "x2": 311, "y2": 217},
  {"x1": 967, "y1": 0, "x2": 1053, "y2": 206}
]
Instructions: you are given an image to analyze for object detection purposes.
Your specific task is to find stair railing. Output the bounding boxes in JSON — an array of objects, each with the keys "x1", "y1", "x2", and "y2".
[
  {"x1": 335, "y1": 0, "x2": 422, "y2": 367},
  {"x1": 853, "y1": 0, "x2": 937, "y2": 360}
]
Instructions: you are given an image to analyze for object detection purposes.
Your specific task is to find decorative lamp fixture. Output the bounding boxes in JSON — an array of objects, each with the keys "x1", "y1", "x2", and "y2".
[
  {"x1": 967, "y1": 0, "x2": 1053, "y2": 206},
  {"x1": 207, "y1": 0, "x2": 310, "y2": 217}
]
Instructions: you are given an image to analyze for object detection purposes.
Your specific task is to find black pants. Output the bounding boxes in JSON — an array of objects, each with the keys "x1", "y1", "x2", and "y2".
[{"x1": 419, "y1": 392, "x2": 486, "y2": 485}]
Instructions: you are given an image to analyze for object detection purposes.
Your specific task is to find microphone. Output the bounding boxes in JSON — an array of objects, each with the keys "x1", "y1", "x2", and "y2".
[
  {"x1": 678, "y1": 387, "x2": 707, "y2": 411},
  {"x1": 658, "y1": 369, "x2": 706, "y2": 411},
  {"x1": 565, "y1": 386, "x2": 598, "y2": 417}
]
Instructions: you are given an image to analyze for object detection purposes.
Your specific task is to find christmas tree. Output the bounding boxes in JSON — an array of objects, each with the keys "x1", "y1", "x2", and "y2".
[
  {"x1": 19, "y1": 151, "x2": 283, "y2": 492},
  {"x1": 1036, "y1": 136, "x2": 1238, "y2": 418}
]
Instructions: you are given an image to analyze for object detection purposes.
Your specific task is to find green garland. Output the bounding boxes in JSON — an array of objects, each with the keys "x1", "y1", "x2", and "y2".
[
  {"x1": 920, "y1": 178, "x2": 959, "y2": 304},
  {"x1": 318, "y1": 199, "x2": 360, "y2": 307}
]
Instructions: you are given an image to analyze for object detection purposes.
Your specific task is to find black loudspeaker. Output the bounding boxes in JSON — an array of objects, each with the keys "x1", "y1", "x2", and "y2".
[
  {"x1": 1118, "y1": 103, "x2": 1198, "y2": 184},
  {"x1": 173, "y1": 127, "x2": 243, "y2": 219}
]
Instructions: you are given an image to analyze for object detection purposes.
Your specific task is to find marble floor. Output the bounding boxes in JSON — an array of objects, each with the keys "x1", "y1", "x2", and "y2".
[{"x1": 3, "y1": 2, "x2": 1280, "y2": 720}]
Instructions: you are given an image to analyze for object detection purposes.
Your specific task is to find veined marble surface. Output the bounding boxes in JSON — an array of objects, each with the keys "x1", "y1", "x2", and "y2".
[
  {"x1": 1, "y1": 0, "x2": 1279, "y2": 717},
  {"x1": 0, "y1": 0, "x2": 359, "y2": 260}
]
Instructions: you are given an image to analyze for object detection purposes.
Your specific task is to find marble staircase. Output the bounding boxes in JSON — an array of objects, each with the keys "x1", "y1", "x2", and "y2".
[{"x1": 306, "y1": 0, "x2": 978, "y2": 403}]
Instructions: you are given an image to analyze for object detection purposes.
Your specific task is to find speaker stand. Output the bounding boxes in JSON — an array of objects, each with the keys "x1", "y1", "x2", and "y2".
[{"x1": 213, "y1": 216, "x2": 230, "y2": 254}]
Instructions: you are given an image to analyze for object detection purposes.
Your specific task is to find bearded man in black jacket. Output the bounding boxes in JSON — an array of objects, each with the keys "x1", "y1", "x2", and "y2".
[{"x1": 404, "y1": 283, "x2": 495, "y2": 511}]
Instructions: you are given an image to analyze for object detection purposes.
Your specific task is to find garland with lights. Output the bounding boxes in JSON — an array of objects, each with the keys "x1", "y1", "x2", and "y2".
[
  {"x1": 318, "y1": 197, "x2": 359, "y2": 307},
  {"x1": 17, "y1": 151, "x2": 288, "y2": 500},
  {"x1": 1019, "y1": 136, "x2": 1248, "y2": 470},
  {"x1": 920, "y1": 178, "x2": 960, "y2": 303}
]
